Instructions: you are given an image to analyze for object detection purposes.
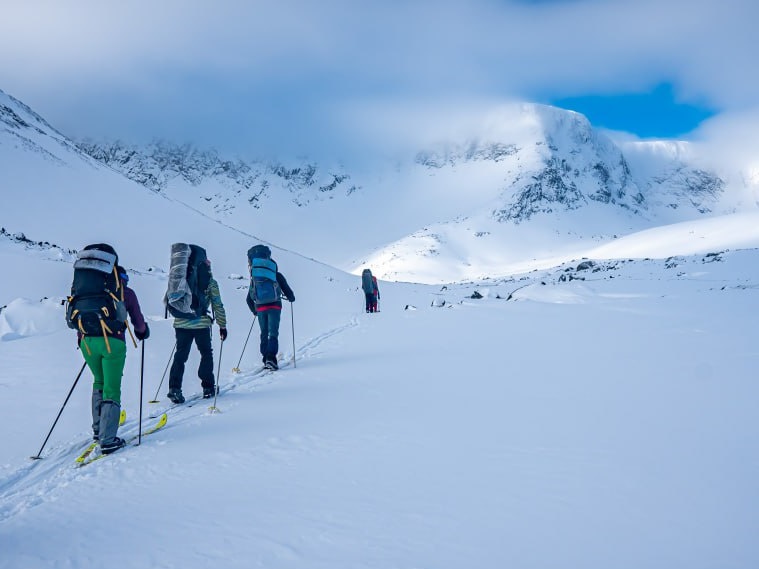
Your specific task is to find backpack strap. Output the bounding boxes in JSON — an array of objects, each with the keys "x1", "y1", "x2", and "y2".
[
  {"x1": 114, "y1": 266, "x2": 124, "y2": 301},
  {"x1": 124, "y1": 320, "x2": 137, "y2": 348},
  {"x1": 100, "y1": 319, "x2": 113, "y2": 353}
]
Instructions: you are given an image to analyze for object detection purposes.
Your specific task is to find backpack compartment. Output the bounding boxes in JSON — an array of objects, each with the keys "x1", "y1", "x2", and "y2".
[
  {"x1": 251, "y1": 257, "x2": 277, "y2": 281},
  {"x1": 250, "y1": 279, "x2": 280, "y2": 305},
  {"x1": 165, "y1": 243, "x2": 193, "y2": 317},
  {"x1": 189, "y1": 245, "x2": 210, "y2": 316}
]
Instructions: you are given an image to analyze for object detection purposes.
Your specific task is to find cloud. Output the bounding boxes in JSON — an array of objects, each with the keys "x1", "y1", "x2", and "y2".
[
  {"x1": 691, "y1": 109, "x2": 759, "y2": 178},
  {"x1": 1, "y1": 0, "x2": 757, "y2": 158}
]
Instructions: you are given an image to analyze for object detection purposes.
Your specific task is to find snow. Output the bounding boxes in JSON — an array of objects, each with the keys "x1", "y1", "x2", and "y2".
[
  {"x1": 2, "y1": 91, "x2": 759, "y2": 569},
  {"x1": 0, "y1": 298, "x2": 66, "y2": 341},
  {"x1": 2, "y1": 246, "x2": 758, "y2": 568}
]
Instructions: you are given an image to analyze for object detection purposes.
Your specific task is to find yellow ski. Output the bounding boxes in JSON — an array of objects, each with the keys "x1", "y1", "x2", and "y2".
[
  {"x1": 75, "y1": 409, "x2": 127, "y2": 463},
  {"x1": 77, "y1": 413, "x2": 167, "y2": 467}
]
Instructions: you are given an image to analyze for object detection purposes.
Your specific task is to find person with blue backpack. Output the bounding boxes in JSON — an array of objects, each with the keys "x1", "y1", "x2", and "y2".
[
  {"x1": 361, "y1": 268, "x2": 380, "y2": 313},
  {"x1": 246, "y1": 244, "x2": 295, "y2": 370}
]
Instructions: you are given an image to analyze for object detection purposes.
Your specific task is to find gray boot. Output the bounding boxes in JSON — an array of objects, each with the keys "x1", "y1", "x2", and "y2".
[
  {"x1": 98, "y1": 400, "x2": 125, "y2": 452},
  {"x1": 91, "y1": 390, "x2": 103, "y2": 440}
]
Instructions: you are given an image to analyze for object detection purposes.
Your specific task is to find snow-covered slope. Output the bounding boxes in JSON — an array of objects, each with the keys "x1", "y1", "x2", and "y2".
[
  {"x1": 2, "y1": 237, "x2": 758, "y2": 569},
  {"x1": 0, "y1": 88, "x2": 355, "y2": 303}
]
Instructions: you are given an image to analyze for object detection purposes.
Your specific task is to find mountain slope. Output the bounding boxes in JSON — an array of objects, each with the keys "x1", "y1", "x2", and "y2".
[{"x1": 74, "y1": 103, "x2": 739, "y2": 282}]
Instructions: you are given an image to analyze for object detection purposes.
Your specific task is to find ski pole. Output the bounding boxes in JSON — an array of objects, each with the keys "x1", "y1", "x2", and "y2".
[
  {"x1": 30, "y1": 361, "x2": 87, "y2": 460},
  {"x1": 137, "y1": 340, "x2": 145, "y2": 445},
  {"x1": 290, "y1": 301, "x2": 296, "y2": 368},
  {"x1": 210, "y1": 338, "x2": 224, "y2": 412},
  {"x1": 232, "y1": 314, "x2": 256, "y2": 373},
  {"x1": 149, "y1": 342, "x2": 176, "y2": 403}
]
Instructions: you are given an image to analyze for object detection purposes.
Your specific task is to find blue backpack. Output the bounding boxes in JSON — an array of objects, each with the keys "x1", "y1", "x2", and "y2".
[
  {"x1": 361, "y1": 269, "x2": 375, "y2": 294},
  {"x1": 247, "y1": 245, "x2": 281, "y2": 306}
]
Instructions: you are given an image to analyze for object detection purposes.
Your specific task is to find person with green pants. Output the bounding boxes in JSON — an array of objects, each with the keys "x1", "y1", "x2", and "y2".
[{"x1": 77, "y1": 262, "x2": 149, "y2": 454}]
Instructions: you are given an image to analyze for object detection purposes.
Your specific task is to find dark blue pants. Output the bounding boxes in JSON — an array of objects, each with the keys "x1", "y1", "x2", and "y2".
[
  {"x1": 365, "y1": 292, "x2": 378, "y2": 312},
  {"x1": 258, "y1": 309, "x2": 281, "y2": 361},
  {"x1": 169, "y1": 327, "x2": 215, "y2": 391}
]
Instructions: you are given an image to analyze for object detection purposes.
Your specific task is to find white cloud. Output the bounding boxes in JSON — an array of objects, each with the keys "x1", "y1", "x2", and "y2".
[
  {"x1": 691, "y1": 108, "x2": 759, "y2": 182},
  {"x1": 1, "y1": 0, "x2": 757, "y2": 156}
]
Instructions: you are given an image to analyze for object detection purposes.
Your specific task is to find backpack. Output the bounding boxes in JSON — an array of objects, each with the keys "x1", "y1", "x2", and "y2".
[
  {"x1": 361, "y1": 269, "x2": 375, "y2": 294},
  {"x1": 65, "y1": 244, "x2": 127, "y2": 338},
  {"x1": 165, "y1": 243, "x2": 210, "y2": 319},
  {"x1": 247, "y1": 245, "x2": 281, "y2": 306}
]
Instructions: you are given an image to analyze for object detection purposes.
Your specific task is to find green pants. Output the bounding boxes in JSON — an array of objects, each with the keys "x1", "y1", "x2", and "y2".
[{"x1": 81, "y1": 337, "x2": 126, "y2": 403}]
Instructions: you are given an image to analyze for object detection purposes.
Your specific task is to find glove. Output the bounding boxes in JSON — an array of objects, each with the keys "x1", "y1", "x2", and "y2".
[
  {"x1": 135, "y1": 324, "x2": 150, "y2": 341},
  {"x1": 287, "y1": 294, "x2": 295, "y2": 303},
  {"x1": 219, "y1": 327, "x2": 228, "y2": 341}
]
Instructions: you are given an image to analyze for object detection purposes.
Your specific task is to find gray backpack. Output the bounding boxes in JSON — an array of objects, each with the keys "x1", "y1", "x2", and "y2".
[{"x1": 164, "y1": 243, "x2": 210, "y2": 319}]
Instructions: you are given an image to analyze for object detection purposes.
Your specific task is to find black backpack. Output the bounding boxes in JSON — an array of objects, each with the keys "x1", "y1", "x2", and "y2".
[
  {"x1": 247, "y1": 244, "x2": 281, "y2": 306},
  {"x1": 165, "y1": 243, "x2": 211, "y2": 319},
  {"x1": 66, "y1": 244, "x2": 127, "y2": 337}
]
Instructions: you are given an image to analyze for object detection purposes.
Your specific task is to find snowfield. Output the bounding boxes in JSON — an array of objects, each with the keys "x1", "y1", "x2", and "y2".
[{"x1": 1, "y1": 239, "x2": 758, "y2": 569}]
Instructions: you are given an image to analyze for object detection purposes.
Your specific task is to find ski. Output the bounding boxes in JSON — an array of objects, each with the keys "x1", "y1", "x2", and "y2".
[
  {"x1": 136, "y1": 412, "x2": 168, "y2": 438},
  {"x1": 75, "y1": 442, "x2": 98, "y2": 464},
  {"x1": 75, "y1": 409, "x2": 127, "y2": 464},
  {"x1": 77, "y1": 413, "x2": 167, "y2": 468}
]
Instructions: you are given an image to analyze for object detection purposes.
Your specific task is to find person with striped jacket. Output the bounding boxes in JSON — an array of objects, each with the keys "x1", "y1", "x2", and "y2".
[{"x1": 167, "y1": 258, "x2": 227, "y2": 404}]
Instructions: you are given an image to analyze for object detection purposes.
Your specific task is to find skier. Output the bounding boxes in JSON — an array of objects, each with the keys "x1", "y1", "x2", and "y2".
[
  {"x1": 72, "y1": 256, "x2": 149, "y2": 455},
  {"x1": 167, "y1": 254, "x2": 227, "y2": 403},
  {"x1": 246, "y1": 245, "x2": 295, "y2": 370},
  {"x1": 361, "y1": 268, "x2": 379, "y2": 313}
]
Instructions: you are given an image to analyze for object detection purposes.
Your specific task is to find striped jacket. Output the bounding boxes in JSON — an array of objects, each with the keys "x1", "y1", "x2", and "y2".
[{"x1": 172, "y1": 278, "x2": 227, "y2": 329}]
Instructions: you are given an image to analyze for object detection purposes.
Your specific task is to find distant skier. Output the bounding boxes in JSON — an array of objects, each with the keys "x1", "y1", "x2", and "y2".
[
  {"x1": 246, "y1": 244, "x2": 295, "y2": 370},
  {"x1": 361, "y1": 268, "x2": 380, "y2": 313},
  {"x1": 66, "y1": 246, "x2": 149, "y2": 455}
]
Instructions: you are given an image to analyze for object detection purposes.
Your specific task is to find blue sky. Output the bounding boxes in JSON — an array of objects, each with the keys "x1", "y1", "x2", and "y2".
[
  {"x1": 548, "y1": 83, "x2": 716, "y2": 138},
  {"x1": 1, "y1": 0, "x2": 757, "y2": 161}
]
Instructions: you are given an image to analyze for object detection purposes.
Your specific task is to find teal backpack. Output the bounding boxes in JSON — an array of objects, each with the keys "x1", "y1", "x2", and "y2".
[{"x1": 247, "y1": 245, "x2": 281, "y2": 306}]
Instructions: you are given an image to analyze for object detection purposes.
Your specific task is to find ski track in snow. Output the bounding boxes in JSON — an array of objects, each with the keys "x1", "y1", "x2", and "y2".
[{"x1": 0, "y1": 317, "x2": 359, "y2": 524}]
